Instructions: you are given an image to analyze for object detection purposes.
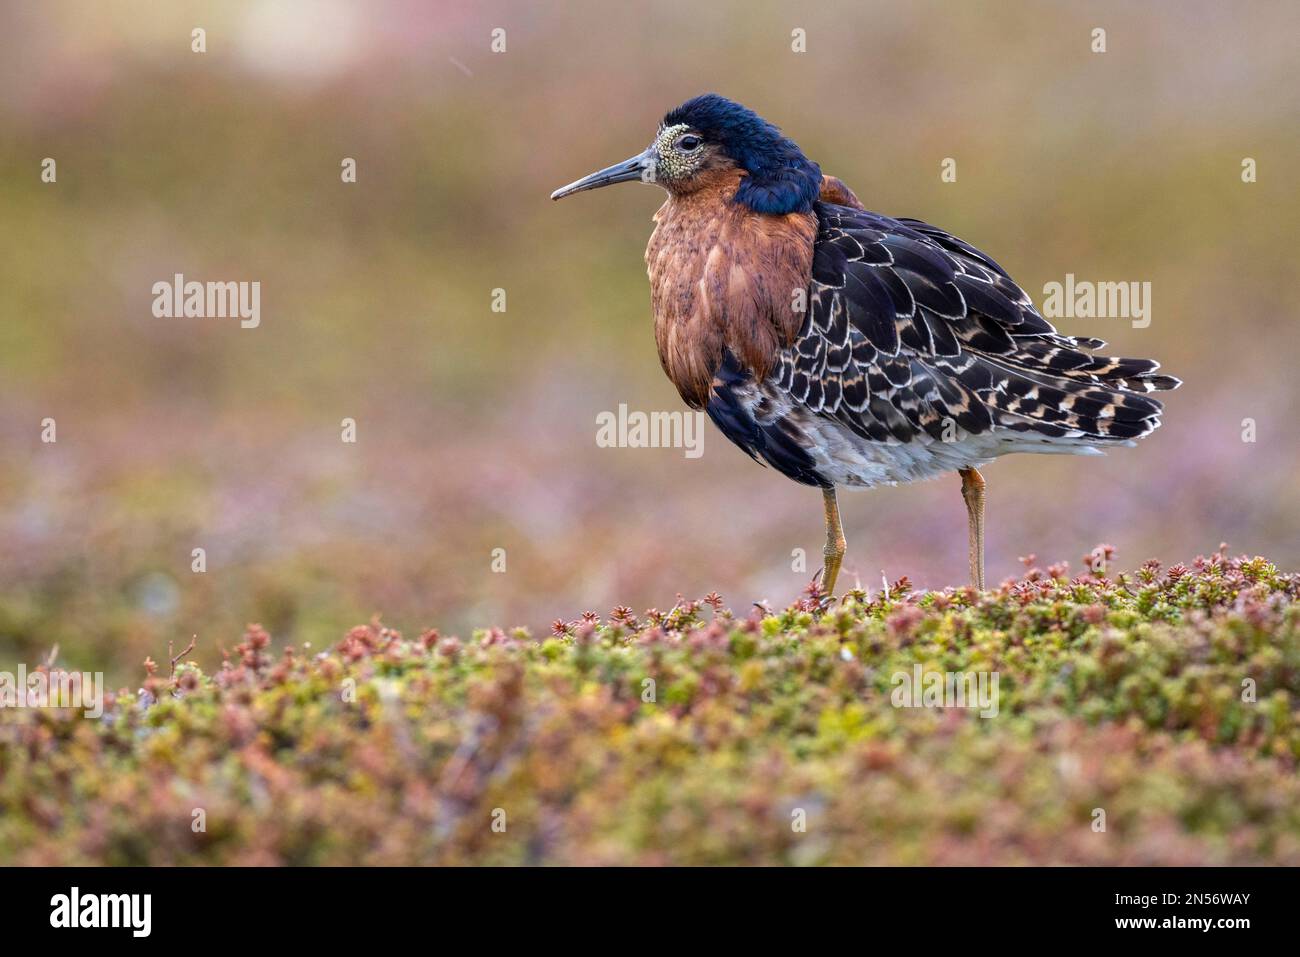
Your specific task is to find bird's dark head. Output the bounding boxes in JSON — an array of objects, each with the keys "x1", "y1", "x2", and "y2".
[{"x1": 550, "y1": 94, "x2": 822, "y2": 215}]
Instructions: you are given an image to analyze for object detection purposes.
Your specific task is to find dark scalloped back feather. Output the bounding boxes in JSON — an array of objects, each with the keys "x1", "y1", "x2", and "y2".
[{"x1": 765, "y1": 202, "x2": 1181, "y2": 448}]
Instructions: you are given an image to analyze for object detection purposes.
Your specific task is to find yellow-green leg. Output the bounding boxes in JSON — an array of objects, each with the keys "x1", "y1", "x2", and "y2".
[
  {"x1": 959, "y1": 467, "x2": 986, "y2": 590},
  {"x1": 821, "y1": 487, "x2": 847, "y2": 597}
]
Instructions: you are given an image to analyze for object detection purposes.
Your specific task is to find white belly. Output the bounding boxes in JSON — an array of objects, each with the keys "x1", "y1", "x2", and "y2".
[
  {"x1": 733, "y1": 378, "x2": 1114, "y2": 489},
  {"x1": 794, "y1": 410, "x2": 1107, "y2": 488}
]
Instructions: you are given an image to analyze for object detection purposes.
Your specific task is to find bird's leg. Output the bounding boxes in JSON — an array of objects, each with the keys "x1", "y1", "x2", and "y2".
[
  {"x1": 959, "y1": 467, "x2": 986, "y2": 590},
  {"x1": 821, "y1": 487, "x2": 847, "y2": 598}
]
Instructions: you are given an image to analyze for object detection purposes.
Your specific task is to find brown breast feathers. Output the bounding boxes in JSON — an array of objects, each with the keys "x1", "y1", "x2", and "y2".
[{"x1": 645, "y1": 169, "x2": 817, "y2": 408}]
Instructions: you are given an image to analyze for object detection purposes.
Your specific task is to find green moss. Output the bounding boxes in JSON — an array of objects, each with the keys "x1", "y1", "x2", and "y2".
[{"x1": 0, "y1": 552, "x2": 1297, "y2": 865}]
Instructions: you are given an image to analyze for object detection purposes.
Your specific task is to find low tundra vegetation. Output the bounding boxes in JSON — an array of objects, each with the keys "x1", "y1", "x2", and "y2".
[{"x1": 1, "y1": 549, "x2": 1297, "y2": 865}]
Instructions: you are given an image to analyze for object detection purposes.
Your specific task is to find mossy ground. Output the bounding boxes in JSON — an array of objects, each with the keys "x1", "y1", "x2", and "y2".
[{"x1": 2, "y1": 550, "x2": 1297, "y2": 865}]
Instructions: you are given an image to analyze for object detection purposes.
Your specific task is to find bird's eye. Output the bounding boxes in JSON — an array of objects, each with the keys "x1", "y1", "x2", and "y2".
[{"x1": 677, "y1": 134, "x2": 702, "y2": 153}]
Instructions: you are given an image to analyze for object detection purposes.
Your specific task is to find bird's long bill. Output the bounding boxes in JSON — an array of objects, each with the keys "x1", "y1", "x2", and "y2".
[{"x1": 550, "y1": 149, "x2": 653, "y2": 200}]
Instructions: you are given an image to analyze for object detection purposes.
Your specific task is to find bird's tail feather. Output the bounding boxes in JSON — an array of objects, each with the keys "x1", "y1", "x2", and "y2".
[{"x1": 942, "y1": 341, "x2": 1179, "y2": 443}]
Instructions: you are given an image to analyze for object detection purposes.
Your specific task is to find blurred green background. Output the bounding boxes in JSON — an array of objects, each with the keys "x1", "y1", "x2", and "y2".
[{"x1": 1, "y1": 0, "x2": 1297, "y2": 684}]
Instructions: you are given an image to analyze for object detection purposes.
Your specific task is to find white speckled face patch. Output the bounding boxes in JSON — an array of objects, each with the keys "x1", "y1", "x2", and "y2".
[{"x1": 652, "y1": 123, "x2": 712, "y2": 184}]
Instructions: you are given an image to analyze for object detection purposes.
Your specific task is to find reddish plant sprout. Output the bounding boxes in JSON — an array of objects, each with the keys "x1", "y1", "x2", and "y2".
[
  {"x1": 267, "y1": 645, "x2": 299, "y2": 685},
  {"x1": 889, "y1": 576, "x2": 913, "y2": 598},
  {"x1": 479, "y1": 627, "x2": 509, "y2": 647},
  {"x1": 886, "y1": 603, "x2": 925, "y2": 641},
  {"x1": 658, "y1": 597, "x2": 705, "y2": 632},
  {"x1": 1138, "y1": 559, "x2": 1163, "y2": 584},
  {"x1": 1011, "y1": 577, "x2": 1056, "y2": 605},
  {"x1": 317, "y1": 656, "x2": 341, "y2": 683},
  {"x1": 246, "y1": 624, "x2": 271, "y2": 649},
  {"x1": 702, "y1": 620, "x2": 728, "y2": 643},
  {"x1": 138, "y1": 655, "x2": 164, "y2": 703},
  {"x1": 635, "y1": 625, "x2": 667, "y2": 645},
  {"x1": 794, "y1": 578, "x2": 825, "y2": 613},
  {"x1": 1080, "y1": 604, "x2": 1107, "y2": 626},
  {"x1": 339, "y1": 625, "x2": 374, "y2": 663}
]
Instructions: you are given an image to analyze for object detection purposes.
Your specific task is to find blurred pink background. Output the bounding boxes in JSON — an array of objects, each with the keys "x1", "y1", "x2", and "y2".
[{"x1": 0, "y1": 1, "x2": 1296, "y2": 680}]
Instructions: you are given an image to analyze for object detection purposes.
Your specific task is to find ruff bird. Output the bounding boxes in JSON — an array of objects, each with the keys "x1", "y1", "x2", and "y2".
[{"x1": 551, "y1": 94, "x2": 1179, "y2": 595}]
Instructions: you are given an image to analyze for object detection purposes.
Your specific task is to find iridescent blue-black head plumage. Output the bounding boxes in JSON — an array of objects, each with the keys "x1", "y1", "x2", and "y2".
[{"x1": 662, "y1": 94, "x2": 822, "y2": 215}]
